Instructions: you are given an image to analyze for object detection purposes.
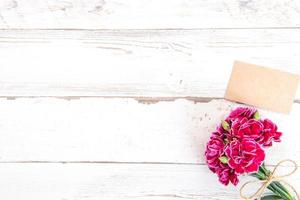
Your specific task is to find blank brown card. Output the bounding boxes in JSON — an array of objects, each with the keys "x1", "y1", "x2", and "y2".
[{"x1": 225, "y1": 61, "x2": 300, "y2": 113}]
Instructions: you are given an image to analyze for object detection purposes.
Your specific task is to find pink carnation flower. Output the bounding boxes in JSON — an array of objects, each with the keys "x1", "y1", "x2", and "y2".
[
  {"x1": 205, "y1": 133, "x2": 239, "y2": 186},
  {"x1": 226, "y1": 107, "x2": 257, "y2": 122},
  {"x1": 231, "y1": 118, "x2": 263, "y2": 139},
  {"x1": 205, "y1": 106, "x2": 282, "y2": 186},
  {"x1": 225, "y1": 138, "x2": 265, "y2": 174},
  {"x1": 216, "y1": 165, "x2": 239, "y2": 186},
  {"x1": 257, "y1": 119, "x2": 282, "y2": 147},
  {"x1": 205, "y1": 134, "x2": 225, "y2": 172}
]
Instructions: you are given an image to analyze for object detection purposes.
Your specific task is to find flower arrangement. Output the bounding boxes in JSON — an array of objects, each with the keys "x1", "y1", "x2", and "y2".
[{"x1": 205, "y1": 107, "x2": 298, "y2": 200}]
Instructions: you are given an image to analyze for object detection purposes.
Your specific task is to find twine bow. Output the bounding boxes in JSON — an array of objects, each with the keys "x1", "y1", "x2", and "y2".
[{"x1": 240, "y1": 159, "x2": 299, "y2": 200}]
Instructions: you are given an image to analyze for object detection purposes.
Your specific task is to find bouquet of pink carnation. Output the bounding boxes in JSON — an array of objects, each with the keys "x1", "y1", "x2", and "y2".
[{"x1": 205, "y1": 107, "x2": 297, "y2": 200}]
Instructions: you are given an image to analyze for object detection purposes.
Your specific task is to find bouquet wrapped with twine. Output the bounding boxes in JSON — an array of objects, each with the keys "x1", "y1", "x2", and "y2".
[{"x1": 205, "y1": 107, "x2": 298, "y2": 200}]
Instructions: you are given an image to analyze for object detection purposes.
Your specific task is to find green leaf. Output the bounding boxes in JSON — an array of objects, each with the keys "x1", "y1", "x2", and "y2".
[
  {"x1": 219, "y1": 156, "x2": 228, "y2": 164},
  {"x1": 261, "y1": 194, "x2": 282, "y2": 200},
  {"x1": 254, "y1": 111, "x2": 261, "y2": 120},
  {"x1": 221, "y1": 120, "x2": 230, "y2": 131}
]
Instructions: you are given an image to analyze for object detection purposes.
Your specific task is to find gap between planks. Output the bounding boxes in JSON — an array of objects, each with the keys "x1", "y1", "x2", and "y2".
[
  {"x1": 0, "y1": 96, "x2": 299, "y2": 104},
  {"x1": 0, "y1": 161, "x2": 201, "y2": 165},
  {"x1": 1, "y1": 27, "x2": 300, "y2": 31},
  {"x1": 0, "y1": 161, "x2": 297, "y2": 168},
  {"x1": 0, "y1": 96, "x2": 222, "y2": 104}
]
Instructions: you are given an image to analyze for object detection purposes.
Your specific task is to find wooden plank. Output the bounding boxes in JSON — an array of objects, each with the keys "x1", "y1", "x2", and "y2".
[
  {"x1": 0, "y1": 163, "x2": 239, "y2": 200},
  {"x1": 1, "y1": 163, "x2": 299, "y2": 200},
  {"x1": 0, "y1": 97, "x2": 299, "y2": 164},
  {"x1": 0, "y1": 29, "x2": 299, "y2": 98},
  {"x1": 0, "y1": 0, "x2": 300, "y2": 29}
]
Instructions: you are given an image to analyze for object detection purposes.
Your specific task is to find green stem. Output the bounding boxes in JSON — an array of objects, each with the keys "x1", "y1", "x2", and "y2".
[
  {"x1": 273, "y1": 182, "x2": 291, "y2": 196},
  {"x1": 251, "y1": 163, "x2": 295, "y2": 200},
  {"x1": 267, "y1": 182, "x2": 293, "y2": 200}
]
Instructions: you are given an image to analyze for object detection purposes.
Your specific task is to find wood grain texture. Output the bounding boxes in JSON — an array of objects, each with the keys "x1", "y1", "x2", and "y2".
[
  {"x1": 0, "y1": 98, "x2": 299, "y2": 165},
  {"x1": 0, "y1": 163, "x2": 239, "y2": 200},
  {"x1": 1, "y1": 1, "x2": 300, "y2": 199},
  {"x1": 1, "y1": 163, "x2": 299, "y2": 200},
  {"x1": 0, "y1": 29, "x2": 299, "y2": 98},
  {"x1": 0, "y1": 0, "x2": 300, "y2": 29}
]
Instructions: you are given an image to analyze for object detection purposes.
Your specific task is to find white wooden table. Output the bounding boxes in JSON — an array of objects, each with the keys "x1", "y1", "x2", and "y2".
[{"x1": 0, "y1": 0, "x2": 300, "y2": 199}]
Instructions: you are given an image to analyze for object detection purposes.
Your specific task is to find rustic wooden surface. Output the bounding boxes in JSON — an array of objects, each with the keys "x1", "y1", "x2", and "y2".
[{"x1": 0, "y1": 0, "x2": 300, "y2": 199}]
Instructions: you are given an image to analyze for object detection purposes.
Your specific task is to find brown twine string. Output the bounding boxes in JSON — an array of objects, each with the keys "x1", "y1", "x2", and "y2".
[{"x1": 239, "y1": 159, "x2": 299, "y2": 200}]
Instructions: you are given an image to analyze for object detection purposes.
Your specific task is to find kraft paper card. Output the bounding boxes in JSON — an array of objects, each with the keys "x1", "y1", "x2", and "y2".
[{"x1": 225, "y1": 61, "x2": 300, "y2": 113}]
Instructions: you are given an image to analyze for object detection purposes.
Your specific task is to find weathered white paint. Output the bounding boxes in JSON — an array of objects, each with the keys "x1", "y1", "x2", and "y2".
[
  {"x1": 0, "y1": 98, "x2": 299, "y2": 165},
  {"x1": 0, "y1": 0, "x2": 300, "y2": 199},
  {"x1": 0, "y1": 163, "x2": 299, "y2": 200},
  {"x1": 0, "y1": 29, "x2": 299, "y2": 98},
  {"x1": 0, "y1": 0, "x2": 300, "y2": 29}
]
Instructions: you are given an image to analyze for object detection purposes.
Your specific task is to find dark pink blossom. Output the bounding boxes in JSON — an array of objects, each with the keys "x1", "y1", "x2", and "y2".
[
  {"x1": 205, "y1": 134, "x2": 225, "y2": 172},
  {"x1": 257, "y1": 119, "x2": 282, "y2": 147},
  {"x1": 226, "y1": 107, "x2": 257, "y2": 122},
  {"x1": 231, "y1": 118, "x2": 263, "y2": 139},
  {"x1": 205, "y1": 133, "x2": 239, "y2": 186},
  {"x1": 225, "y1": 139, "x2": 265, "y2": 174},
  {"x1": 216, "y1": 165, "x2": 239, "y2": 186},
  {"x1": 205, "y1": 106, "x2": 282, "y2": 186}
]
